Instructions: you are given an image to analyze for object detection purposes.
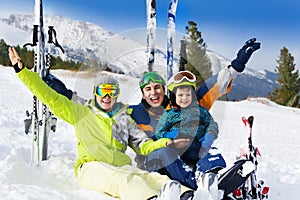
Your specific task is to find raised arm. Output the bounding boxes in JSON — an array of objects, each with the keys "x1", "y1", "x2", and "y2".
[
  {"x1": 196, "y1": 38, "x2": 261, "y2": 110},
  {"x1": 8, "y1": 47, "x2": 78, "y2": 125}
]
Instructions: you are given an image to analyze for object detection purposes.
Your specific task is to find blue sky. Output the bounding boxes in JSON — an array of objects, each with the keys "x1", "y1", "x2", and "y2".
[{"x1": 1, "y1": 0, "x2": 300, "y2": 72}]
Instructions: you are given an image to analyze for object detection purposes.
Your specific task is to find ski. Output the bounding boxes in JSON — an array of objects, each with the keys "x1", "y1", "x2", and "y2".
[
  {"x1": 146, "y1": 0, "x2": 156, "y2": 72},
  {"x1": 23, "y1": 0, "x2": 64, "y2": 166},
  {"x1": 166, "y1": 0, "x2": 178, "y2": 80},
  {"x1": 218, "y1": 116, "x2": 270, "y2": 199},
  {"x1": 179, "y1": 39, "x2": 187, "y2": 71}
]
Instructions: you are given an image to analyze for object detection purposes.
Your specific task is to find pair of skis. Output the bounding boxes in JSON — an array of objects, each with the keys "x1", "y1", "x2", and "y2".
[
  {"x1": 239, "y1": 116, "x2": 269, "y2": 199},
  {"x1": 218, "y1": 116, "x2": 269, "y2": 199},
  {"x1": 24, "y1": 0, "x2": 64, "y2": 166},
  {"x1": 146, "y1": 0, "x2": 182, "y2": 80}
]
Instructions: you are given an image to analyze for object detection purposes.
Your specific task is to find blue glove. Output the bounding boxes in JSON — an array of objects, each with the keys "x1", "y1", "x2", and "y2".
[
  {"x1": 199, "y1": 133, "x2": 215, "y2": 158},
  {"x1": 43, "y1": 74, "x2": 73, "y2": 99},
  {"x1": 231, "y1": 38, "x2": 261, "y2": 72},
  {"x1": 163, "y1": 128, "x2": 179, "y2": 139},
  {"x1": 201, "y1": 133, "x2": 214, "y2": 148}
]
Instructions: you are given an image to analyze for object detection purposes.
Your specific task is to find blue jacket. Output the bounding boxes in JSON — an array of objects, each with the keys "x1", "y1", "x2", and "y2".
[{"x1": 153, "y1": 101, "x2": 219, "y2": 141}]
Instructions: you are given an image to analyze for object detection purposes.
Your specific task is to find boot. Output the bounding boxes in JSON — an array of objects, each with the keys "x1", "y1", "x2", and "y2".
[
  {"x1": 157, "y1": 180, "x2": 181, "y2": 200},
  {"x1": 193, "y1": 172, "x2": 221, "y2": 200}
]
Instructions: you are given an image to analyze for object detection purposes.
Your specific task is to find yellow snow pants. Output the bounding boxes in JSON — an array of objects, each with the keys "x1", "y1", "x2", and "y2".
[{"x1": 77, "y1": 161, "x2": 190, "y2": 200}]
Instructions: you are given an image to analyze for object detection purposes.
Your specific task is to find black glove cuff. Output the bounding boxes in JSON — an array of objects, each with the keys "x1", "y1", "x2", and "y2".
[{"x1": 13, "y1": 63, "x2": 23, "y2": 73}]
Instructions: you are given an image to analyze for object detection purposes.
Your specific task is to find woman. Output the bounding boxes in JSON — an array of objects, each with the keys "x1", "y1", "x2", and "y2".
[{"x1": 8, "y1": 47, "x2": 201, "y2": 200}]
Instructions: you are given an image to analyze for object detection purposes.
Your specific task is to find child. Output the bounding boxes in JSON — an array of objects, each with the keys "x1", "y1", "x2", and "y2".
[
  {"x1": 154, "y1": 71, "x2": 219, "y2": 166},
  {"x1": 154, "y1": 71, "x2": 226, "y2": 199}
]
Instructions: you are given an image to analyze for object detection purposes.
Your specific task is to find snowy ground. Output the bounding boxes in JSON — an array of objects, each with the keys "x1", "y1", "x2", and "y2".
[{"x1": 0, "y1": 65, "x2": 300, "y2": 199}]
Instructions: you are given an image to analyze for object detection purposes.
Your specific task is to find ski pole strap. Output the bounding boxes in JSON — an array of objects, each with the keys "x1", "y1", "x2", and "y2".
[{"x1": 48, "y1": 26, "x2": 65, "y2": 53}]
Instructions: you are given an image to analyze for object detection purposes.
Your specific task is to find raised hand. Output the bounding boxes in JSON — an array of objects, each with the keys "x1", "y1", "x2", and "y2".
[
  {"x1": 8, "y1": 47, "x2": 23, "y2": 69},
  {"x1": 231, "y1": 38, "x2": 261, "y2": 72}
]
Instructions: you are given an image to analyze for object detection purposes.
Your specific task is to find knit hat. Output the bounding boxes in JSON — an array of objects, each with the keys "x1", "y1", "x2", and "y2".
[{"x1": 96, "y1": 75, "x2": 119, "y2": 86}]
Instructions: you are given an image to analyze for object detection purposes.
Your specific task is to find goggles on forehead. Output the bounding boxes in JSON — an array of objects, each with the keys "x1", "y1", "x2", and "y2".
[
  {"x1": 173, "y1": 71, "x2": 196, "y2": 83},
  {"x1": 94, "y1": 84, "x2": 120, "y2": 98},
  {"x1": 167, "y1": 71, "x2": 197, "y2": 92},
  {"x1": 139, "y1": 72, "x2": 164, "y2": 89}
]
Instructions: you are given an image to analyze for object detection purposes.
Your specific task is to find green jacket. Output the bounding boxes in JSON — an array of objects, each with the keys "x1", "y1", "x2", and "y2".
[{"x1": 17, "y1": 68, "x2": 170, "y2": 176}]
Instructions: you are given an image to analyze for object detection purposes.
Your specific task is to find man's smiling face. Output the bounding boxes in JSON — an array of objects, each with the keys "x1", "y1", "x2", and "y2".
[{"x1": 142, "y1": 81, "x2": 165, "y2": 108}]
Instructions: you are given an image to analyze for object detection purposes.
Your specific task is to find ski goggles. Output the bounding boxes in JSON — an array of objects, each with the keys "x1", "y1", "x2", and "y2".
[
  {"x1": 168, "y1": 71, "x2": 197, "y2": 91},
  {"x1": 139, "y1": 72, "x2": 164, "y2": 89},
  {"x1": 173, "y1": 71, "x2": 196, "y2": 84},
  {"x1": 94, "y1": 84, "x2": 120, "y2": 98}
]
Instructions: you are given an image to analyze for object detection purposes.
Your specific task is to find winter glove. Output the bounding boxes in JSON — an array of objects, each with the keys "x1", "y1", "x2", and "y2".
[
  {"x1": 43, "y1": 74, "x2": 73, "y2": 99},
  {"x1": 198, "y1": 133, "x2": 215, "y2": 158},
  {"x1": 163, "y1": 128, "x2": 179, "y2": 139},
  {"x1": 231, "y1": 38, "x2": 261, "y2": 72}
]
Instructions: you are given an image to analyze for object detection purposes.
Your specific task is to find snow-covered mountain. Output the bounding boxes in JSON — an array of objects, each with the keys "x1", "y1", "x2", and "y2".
[
  {"x1": 0, "y1": 14, "x2": 169, "y2": 76},
  {"x1": 0, "y1": 14, "x2": 278, "y2": 100},
  {"x1": 228, "y1": 68, "x2": 278, "y2": 100}
]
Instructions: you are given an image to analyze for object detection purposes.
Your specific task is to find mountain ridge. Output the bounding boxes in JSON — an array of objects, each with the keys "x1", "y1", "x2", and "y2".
[{"x1": 0, "y1": 14, "x2": 278, "y2": 100}]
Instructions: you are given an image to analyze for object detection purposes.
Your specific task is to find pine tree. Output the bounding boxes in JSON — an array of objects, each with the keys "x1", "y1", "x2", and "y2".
[
  {"x1": 0, "y1": 39, "x2": 11, "y2": 66},
  {"x1": 184, "y1": 21, "x2": 212, "y2": 86},
  {"x1": 270, "y1": 47, "x2": 300, "y2": 107}
]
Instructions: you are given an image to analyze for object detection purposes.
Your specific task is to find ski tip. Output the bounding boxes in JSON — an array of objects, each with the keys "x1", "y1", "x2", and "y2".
[
  {"x1": 248, "y1": 116, "x2": 254, "y2": 127},
  {"x1": 242, "y1": 116, "x2": 254, "y2": 127},
  {"x1": 242, "y1": 117, "x2": 248, "y2": 126}
]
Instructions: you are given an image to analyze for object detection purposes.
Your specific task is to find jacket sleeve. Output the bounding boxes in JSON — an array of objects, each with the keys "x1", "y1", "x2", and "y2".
[
  {"x1": 196, "y1": 66, "x2": 237, "y2": 110},
  {"x1": 127, "y1": 117, "x2": 170, "y2": 156},
  {"x1": 200, "y1": 106, "x2": 219, "y2": 140},
  {"x1": 153, "y1": 110, "x2": 172, "y2": 140},
  {"x1": 17, "y1": 67, "x2": 79, "y2": 125}
]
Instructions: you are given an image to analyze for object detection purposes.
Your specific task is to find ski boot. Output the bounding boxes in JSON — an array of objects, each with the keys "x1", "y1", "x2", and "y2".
[
  {"x1": 157, "y1": 180, "x2": 181, "y2": 200},
  {"x1": 148, "y1": 180, "x2": 181, "y2": 200}
]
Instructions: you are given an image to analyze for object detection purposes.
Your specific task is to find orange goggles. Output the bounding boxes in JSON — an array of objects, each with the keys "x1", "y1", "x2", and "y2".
[{"x1": 94, "y1": 84, "x2": 120, "y2": 98}]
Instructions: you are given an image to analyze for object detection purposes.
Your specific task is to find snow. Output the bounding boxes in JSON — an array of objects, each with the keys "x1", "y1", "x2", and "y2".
[{"x1": 1, "y1": 65, "x2": 300, "y2": 199}]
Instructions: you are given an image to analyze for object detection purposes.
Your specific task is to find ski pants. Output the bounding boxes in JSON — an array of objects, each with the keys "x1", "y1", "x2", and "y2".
[
  {"x1": 77, "y1": 161, "x2": 190, "y2": 200},
  {"x1": 142, "y1": 147, "x2": 198, "y2": 190}
]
